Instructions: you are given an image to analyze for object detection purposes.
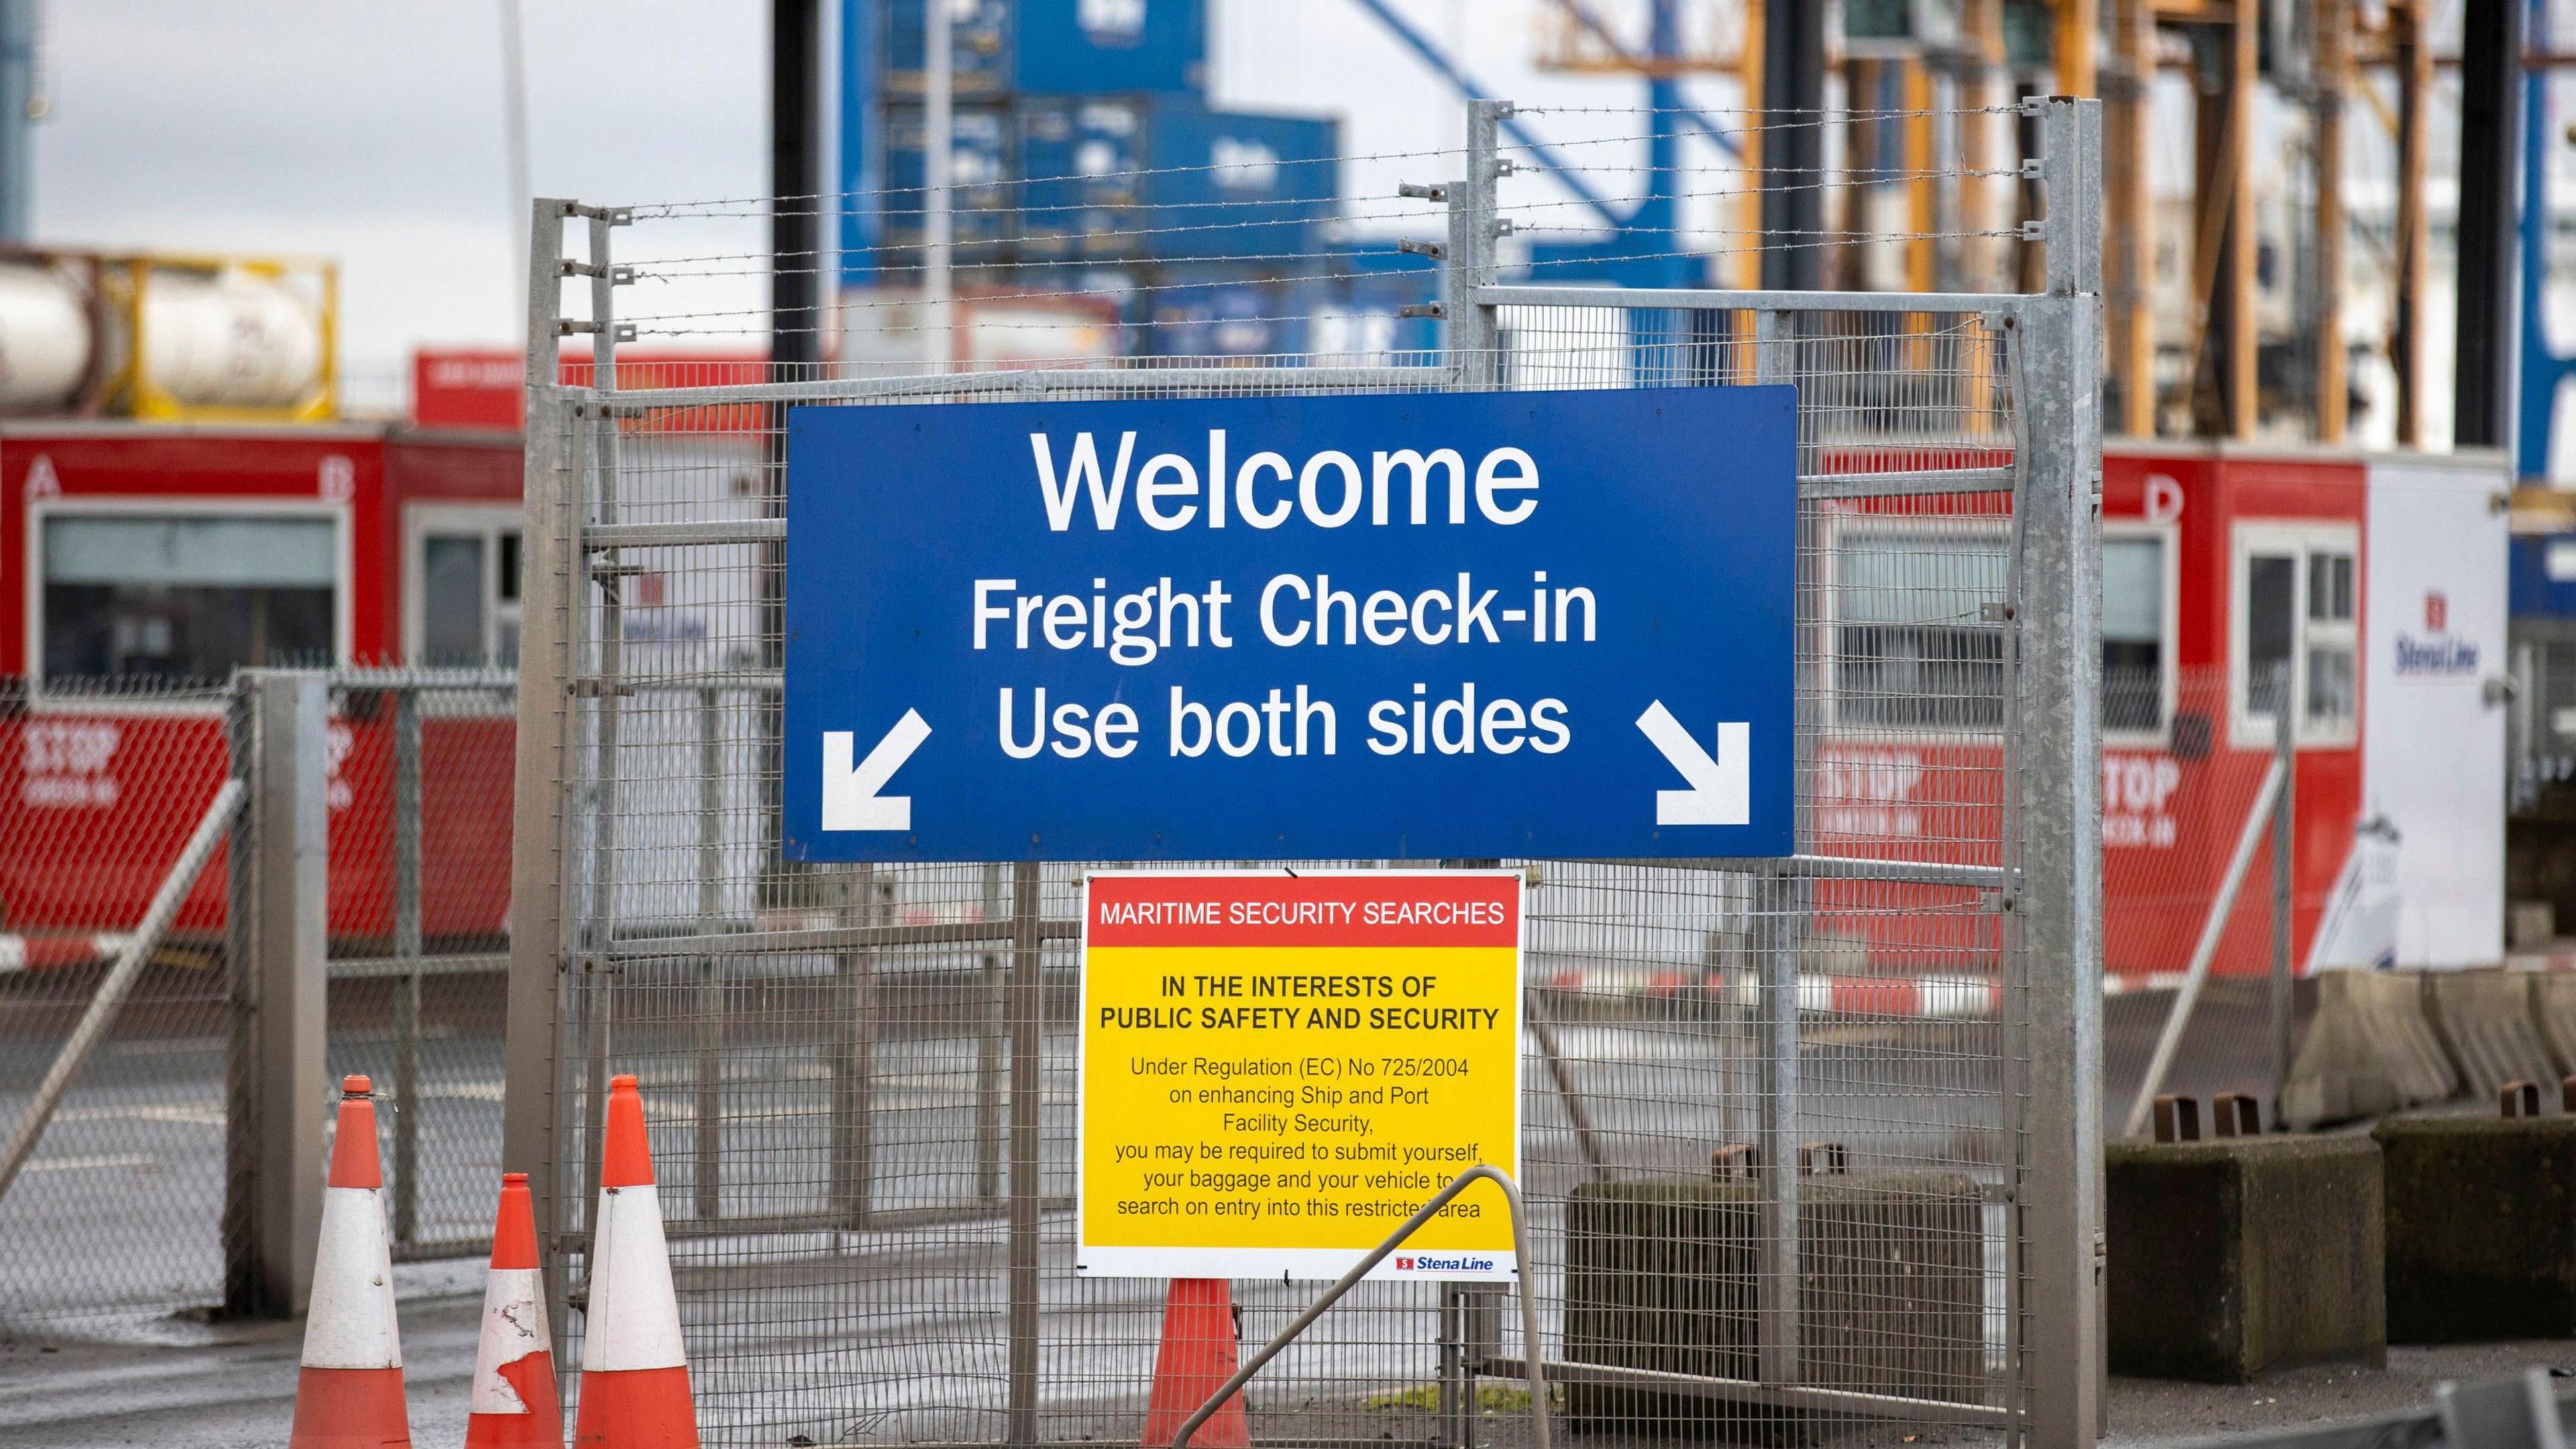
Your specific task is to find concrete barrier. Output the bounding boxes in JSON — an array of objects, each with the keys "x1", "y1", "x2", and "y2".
[
  {"x1": 2376, "y1": 1112, "x2": 2576, "y2": 1342},
  {"x1": 2424, "y1": 969, "x2": 2561, "y2": 1102},
  {"x1": 2280, "y1": 971, "x2": 2457, "y2": 1129},
  {"x1": 2529, "y1": 973, "x2": 2576, "y2": 1078},
  {"x1": 2106, "y1": 1133, "x2": 2385, "y2": 1383},
  {"x1": 1562, "y1": 1171, "x2": 1985, "y2": 1431}
]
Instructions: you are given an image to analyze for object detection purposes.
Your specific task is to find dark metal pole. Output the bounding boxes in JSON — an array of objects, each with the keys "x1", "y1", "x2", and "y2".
[
  {"x1": 771, "y1": 0, "x2": 821, "y2": 377},
  {"x1": 1760, "y1": 0, "x2": 1827, "y2": 290},
  {"x1": 2453, "y1": 0, "x2": 2524, "y2": 449},
  {"x1": 763, "y1": 0, "x2": 820, "y2": 893}
]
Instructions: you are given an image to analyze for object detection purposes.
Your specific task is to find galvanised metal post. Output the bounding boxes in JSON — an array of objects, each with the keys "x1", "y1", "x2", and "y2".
[
  {"x1": 2270, "y1": 667, "x2": 2295, "y2": 1127},
  {"x1": 392, "y1": 684, "x2": 423, "y2": 1247},
  {"x1": 503, "y1": 197, "x2": 577, "y2": 1354},
  {"x1": 696, "y1": 685, "x2": 724, "y2": 1222},
  {"x1": 221, "y1": 672, "x2": 330, "y2": 1318},
  {"x1": 977, "y1": 861, "x2": 1006, "y2": 1202},
  {"x1": 2018, "y1": 96, "x2": 2106, "y2": 1449},
  {"x1": 1447, "y1": 99, "x2": 1505, "y2": 388},
  {"x1": 1007, "y1": 860, "x2": 1044, "y2": 1449},
  {"x1": 832, "y1": 864, "x2": 879, "y2": 1225},
  {"x1": 576, "y1": 204, "x2": 630, "y2": 1253},
  {"x1": 1750, "y1": 308, "x2": 1802, "y2": 1387}
]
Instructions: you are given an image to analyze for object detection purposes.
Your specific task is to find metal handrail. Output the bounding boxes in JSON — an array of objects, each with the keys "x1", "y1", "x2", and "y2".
[{"x1": 1171, "y1": 1164, "x2": 1551, "y2": 1449}]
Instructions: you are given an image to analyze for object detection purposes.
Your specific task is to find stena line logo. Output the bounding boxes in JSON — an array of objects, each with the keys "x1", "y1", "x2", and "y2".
[
  {"x1": 2394, "y1": 588, "x2": 2479, "y2": 678},
  {"x1": 1391, "y1": 1253, "x2": 1495, "y2": 1274}
]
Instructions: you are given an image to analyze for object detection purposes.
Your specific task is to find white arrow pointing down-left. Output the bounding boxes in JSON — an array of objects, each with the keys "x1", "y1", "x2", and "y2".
[
  {"x1": 822, "y1": 710, "x2": 932, "y2": 831},
  {"x1": 1635, "y1": 701, "x2": 1750, "y2": 826}
]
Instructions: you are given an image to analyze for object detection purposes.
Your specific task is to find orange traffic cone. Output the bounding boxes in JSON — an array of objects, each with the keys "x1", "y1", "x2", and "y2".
[
  {"x1": 288, "y1": 1075, "x2": 411, "y2": 1449},
  {"x1": 466, "y1": 1172, "x2": 563, "y2": 1448},
  {"x1": 1140, "y1": 1279, "x2": 1249, "y2": 1449},
  {"x1": 572, "y1": 1075, "x2": 698, "y2": 1448}
]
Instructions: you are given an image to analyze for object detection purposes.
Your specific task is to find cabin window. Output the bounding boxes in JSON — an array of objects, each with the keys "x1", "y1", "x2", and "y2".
[
  {"x1": 2233, "y1": 522, "x2": 2359, "y2": 748},
  {"x1": 408, "y1": 509, "x2": 523, "y2": 667},
  {"x1": 2101, "y1": 530, "x2": 2171, "y2": 739},
  {"x1": 38, "y1": 512, "x2": 339, "y2": 687}
]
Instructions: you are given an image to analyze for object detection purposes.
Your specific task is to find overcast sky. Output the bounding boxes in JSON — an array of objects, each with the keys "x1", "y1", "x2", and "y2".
[{"x1": 34, "y1": 0, "x2": 1719, "y2": 409}]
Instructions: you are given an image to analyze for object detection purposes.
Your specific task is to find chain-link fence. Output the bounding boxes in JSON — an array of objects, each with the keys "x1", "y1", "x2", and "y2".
[
  {"x1": 2098, "y1": 666, "x2": 2318, "y2": 1134},
  {"x1": 0, "y1": 668, "x2": 521, "y2": 1329},
  {"x1": 0, "y1": 678, "x2": 237, "y2": 1326},
  {"x1": 514, "y1": 98, "x2": 2102, "y2": 1448}
]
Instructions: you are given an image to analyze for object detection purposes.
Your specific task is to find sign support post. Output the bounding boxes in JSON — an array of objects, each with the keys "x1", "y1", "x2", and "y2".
[{"x1": 1007, "y1": 859, "x2": 1043, "y2": 1449}]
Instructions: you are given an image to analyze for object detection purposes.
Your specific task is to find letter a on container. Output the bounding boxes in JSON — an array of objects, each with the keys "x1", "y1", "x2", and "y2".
[
  {"x1": 466, "y1": 1172, "x2": 561, "y2": 1448},
  {"x1": 573, "y1": 1075, "x2": 698, "y2": 1448},
  {"x1": 289, "y1": 1075, "x2": 411, "y2": 1448}
]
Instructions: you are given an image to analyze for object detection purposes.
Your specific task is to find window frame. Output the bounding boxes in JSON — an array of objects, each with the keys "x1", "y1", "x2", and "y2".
[
  {"x1": 401, "y1": 502, "x2": 524, "y2": 669},
  {"x1": 2100, "y1": 518, "x2": 2180, "y2": 749},
  {"x1": 2229, "y1": 519, "x2": 2362, "y2": 751},
  {"x1": 1820, "y1": 513, "x2": 2013, "y2": 743},
  {"x1": 23, "y1": 494, "x2": 352, "y2": 706}
]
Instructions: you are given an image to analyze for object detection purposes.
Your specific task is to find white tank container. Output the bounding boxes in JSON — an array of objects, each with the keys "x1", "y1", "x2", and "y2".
[
  {"x1": 0, "y1": 265, "x2": 93, "y2": 411},
  {"x1": 139, "y1": 270, "x2": 325, "y2": 410}
]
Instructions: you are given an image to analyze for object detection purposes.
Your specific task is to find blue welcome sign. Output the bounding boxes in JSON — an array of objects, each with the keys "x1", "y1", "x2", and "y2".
[{"x1": 782, "y1": 386, "x2": 1796, "y2": 861}]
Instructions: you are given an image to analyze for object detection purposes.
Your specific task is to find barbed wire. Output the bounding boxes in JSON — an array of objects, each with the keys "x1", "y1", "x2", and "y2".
[
  {"x1": 625, "y1": 182, "x2": 2030, "y2": 285},
  {"x1": 619, "y1": 234, "x2": 2034, "y2": 338},
  {"x1": 627, "y1": 142, "x2": 1467, "y2": 219},
  {"x1": 625, "y1": 202, "x2": 1451, "y2": 278},
  {"x1": 1519, "y1": 162, "x2": 2023, "y2": 180},
  {"x1": 1514, "y1": 103, "x2": 2028, "y2": 121},
  {"x1": 621, "y1": 111, "x2": 2023, "y2": 219}
]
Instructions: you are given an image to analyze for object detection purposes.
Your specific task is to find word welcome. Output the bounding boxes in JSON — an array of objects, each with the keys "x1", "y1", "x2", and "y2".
[{"x1": 1032, "y1": 430, "x2": 1541, "y2": 532}]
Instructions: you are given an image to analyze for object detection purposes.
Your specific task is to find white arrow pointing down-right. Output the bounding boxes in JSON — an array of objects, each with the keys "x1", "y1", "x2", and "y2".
[
  {"x1": 1635, "y1": 702, "x2": 1750, "y2": 826},
  {"x1": 822, "y1": 710, "x2": 932, "y2": 831}
]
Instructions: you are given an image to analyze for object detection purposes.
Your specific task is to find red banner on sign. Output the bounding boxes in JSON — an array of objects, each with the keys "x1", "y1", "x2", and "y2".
[{"x1": 1085, "y1": 872, "x2": 1519, "y2": 949}]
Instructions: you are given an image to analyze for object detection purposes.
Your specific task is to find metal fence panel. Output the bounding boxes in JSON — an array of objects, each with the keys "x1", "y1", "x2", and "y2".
[{"x1": 517, "y1": 98, "x2": 2101, "y2": 1449}]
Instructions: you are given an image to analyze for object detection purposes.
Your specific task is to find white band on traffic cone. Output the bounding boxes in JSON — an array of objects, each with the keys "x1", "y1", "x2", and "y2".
[
  {"x1": 304, "y1": 1183, "x2": 402, "y2": 1370},
  {"x1": 580, "y1": 1182, "x2": 685, "y2": 1372},
  {"x1": 470, "y1": 1267, "x2": 551, "y2": 1413}
]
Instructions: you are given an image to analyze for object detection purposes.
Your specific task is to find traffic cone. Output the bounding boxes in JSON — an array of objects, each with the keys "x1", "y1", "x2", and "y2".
[
  {"x1": 466, "y1": 1172, "x2": 562, "y2": 1448},
  {"x1": 572, "y1": 1075, "x2": 697, "y2": 1449},
  {"x1": 288, "y1": 1075, "x2": 411, "y2": 1449},
  {"x1": 1140, "y1": 1279, "x2": 1249, "y2": 1449}
]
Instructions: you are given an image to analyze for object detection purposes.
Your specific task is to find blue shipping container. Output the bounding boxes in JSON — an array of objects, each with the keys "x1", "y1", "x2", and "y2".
[
  {"x1": 879, "y1": 103, "x2": 1017, "y2": 260},
  {"x1": 876, "y1": 0, "x2": 1203, "y2": 97},
  {"x1": 880, "y1": 0, "x2": 1014, "y2": 95},
  {"x1": 2514, "y1": 533, "x2": 2576, "y2": 621},
  {"x1": 1142, "y1": 101, "x2": 1338, "y2": 261},
  {"x1": 1016, "y1": 97, "x2": 1146, "y2": 261},
  {"x1": 1014, "y1": 95, "x2": 1337, "y2": 264},
  {"x1": 1014, "y1": 0, "x2": 1205, "y2": 93}
]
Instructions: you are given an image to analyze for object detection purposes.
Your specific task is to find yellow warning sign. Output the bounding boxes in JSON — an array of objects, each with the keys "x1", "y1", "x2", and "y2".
[{"x1": 1075, "y1": 869, "x2": 1523, "y2": 1281}]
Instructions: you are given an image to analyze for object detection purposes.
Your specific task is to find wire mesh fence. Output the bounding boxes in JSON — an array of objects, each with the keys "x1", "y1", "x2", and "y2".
[
  {"x1": 320, "y1": 672, "x2": 520, "y2": 1263},
  {"x1": 0, "y1": 677, "x2": 235, "y2": 1327},
  {"x1": 521, "y1": 95, "x2": 2098, "y2": 1449},
  {"x1": 2097, "y1": 666, "x2": 2317, "y2": 1135},
  {"x1": 0, "y1": 669, "x2": 522, "y2": 1329}
]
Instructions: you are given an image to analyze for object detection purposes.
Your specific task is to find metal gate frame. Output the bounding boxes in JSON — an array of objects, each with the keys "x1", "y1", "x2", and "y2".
[{"x1": 502, "y1": 97, "x2": 2103, "y2": 1448}]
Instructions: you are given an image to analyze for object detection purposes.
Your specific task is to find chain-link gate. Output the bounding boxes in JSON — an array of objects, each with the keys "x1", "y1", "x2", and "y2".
[{"x1": 508, "y1": 99, "x2": 2102, "y2": 1449}]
